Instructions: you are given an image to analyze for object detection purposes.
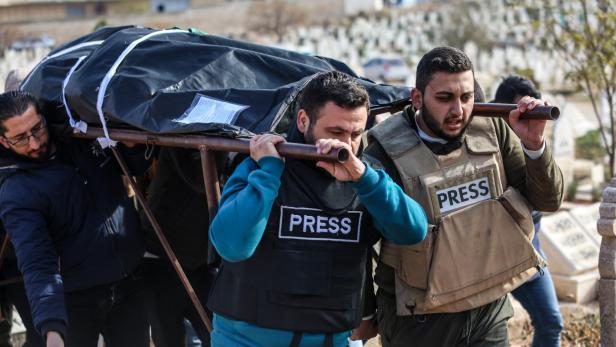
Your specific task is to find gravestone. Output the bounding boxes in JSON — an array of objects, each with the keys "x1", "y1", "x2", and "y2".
[
  {"x1": 539, "y1": 211, "x2": 599, "y2": 276},
  {"x1": 551, "y1": 270, "x2": 599, "y2": 304},
  {"x1": 570, "y1": 203, "x2": 601, "y2": 246}
]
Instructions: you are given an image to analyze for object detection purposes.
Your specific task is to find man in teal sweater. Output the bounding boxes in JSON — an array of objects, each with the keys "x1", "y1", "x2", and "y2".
[{"x1": 207, "y1": 71, "x2": 427, "y2": 347}]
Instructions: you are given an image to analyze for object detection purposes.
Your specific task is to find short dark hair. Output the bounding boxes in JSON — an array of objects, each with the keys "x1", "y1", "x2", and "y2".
[
  {"x1": 474, "y1": 80, "x2": 485, "y2": 103},
  {"x1": 297, "y1": 71, "x2": 369, "y2": 124},
  {"x1": 416, "y1": 46, "x2": 474, "y2": 94},
  {"x1": 0, "y1": 90, "x2": 41, "y2": 135},
  {"x1": 493, "y1": 75, "x2": 541, "y2": 103}
]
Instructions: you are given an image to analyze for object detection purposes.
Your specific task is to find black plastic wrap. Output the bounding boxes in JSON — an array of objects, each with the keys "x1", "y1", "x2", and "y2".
[{"x1": 23, "y1": 26, "x2": 411, "y2": 136}]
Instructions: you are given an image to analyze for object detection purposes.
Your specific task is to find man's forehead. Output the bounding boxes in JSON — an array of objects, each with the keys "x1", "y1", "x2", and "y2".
[
  {"x1": 316, "y1": 102, "x2": 367, "y2": 128},
  {"x1": 427, "y1": 71, "x2": 474, "y2": 93},
  {"x1": 318, "y1": 116, "x2": 366, "y2": 133},
  {"x1": 2, "y1": 105, "x2": 42, "y2": 135}
]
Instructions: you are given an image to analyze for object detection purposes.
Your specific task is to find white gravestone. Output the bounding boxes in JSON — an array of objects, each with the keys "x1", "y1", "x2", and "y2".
[
  {"x1": 539, "y1": 211, "x2": 599, "y2": 276},
  {"x1": 569, "y1": 203, "x2": 602, "y2": 246},
  {"x1": 551, "y1": 270, "x2": 599, "y2": 303}
]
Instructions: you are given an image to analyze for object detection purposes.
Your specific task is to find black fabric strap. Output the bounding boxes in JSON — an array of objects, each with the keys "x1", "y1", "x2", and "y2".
[
  {"x1": 324, "y1": 333, "x2": 334, "y2": 347},
  {"x1": 289, "y1": 332, "x2": 302, "y2": 347}
]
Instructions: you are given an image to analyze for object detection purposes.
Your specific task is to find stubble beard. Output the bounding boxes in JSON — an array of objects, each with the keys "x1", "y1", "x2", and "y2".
[{"x1": 421, "y1": 105, "x2": 471, "y2": 142}]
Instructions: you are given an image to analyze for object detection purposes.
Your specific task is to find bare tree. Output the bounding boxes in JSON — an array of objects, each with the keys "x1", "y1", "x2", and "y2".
[
  {"x1": 535, "y1": 0, "x2": 616, "y2": 175},
  {"x1": 246, "y1": 0, "x2": 306, "y2": 43}
]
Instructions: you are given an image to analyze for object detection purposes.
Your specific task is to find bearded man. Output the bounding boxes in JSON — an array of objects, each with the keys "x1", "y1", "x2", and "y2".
[{"x1": 364, "y1": 46, "x2": 563, "y2": 346}]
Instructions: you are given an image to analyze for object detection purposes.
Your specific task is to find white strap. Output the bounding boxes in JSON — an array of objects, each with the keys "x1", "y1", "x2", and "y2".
[
  {"x1": 62, "y1": 55, "x2": 88, "y2": 133},
  {"x1": 95, "y1": 29, "x2": 188, "y2": 148},
  {"x1": 20, "y1": 40, "x2": 104, "y2": 90}
]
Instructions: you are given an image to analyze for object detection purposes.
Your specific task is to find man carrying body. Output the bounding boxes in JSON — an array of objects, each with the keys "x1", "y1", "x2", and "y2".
[
  {"x1": 0, "y1": 69, "x2": 43, "y2": 347},
  {"x1": 207, "y1": 71, "x2": 428, "y2": 347},
  {"x1": 0, "y1": 91, "x2": 150, "y2": 347},
  {"x1": 365, "y1": 47, "x2": 563, "y2": 346}
]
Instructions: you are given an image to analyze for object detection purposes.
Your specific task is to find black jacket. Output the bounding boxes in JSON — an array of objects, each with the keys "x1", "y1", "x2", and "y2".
[
  {"x1": 0, "y1": 139, "x2": 149, "y2": 337},
  {"x1": 143, "y1": 147, "x2": 211, "y2": 269}
]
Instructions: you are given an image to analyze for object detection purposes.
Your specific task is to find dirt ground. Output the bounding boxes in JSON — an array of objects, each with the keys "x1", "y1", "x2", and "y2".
[{"x1": 509, "y1": 299, "x2": 600, "y2": 347}]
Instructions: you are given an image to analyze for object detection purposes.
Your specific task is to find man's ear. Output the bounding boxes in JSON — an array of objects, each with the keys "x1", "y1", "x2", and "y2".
[
  {"x1": 411, "y1": 88, "x2": 423, "y2": 111},
  {"x1": 296, "y1": 109, "x2": 310, "y2": 134},
  {"x1": 0, "y1": 137, "x2": 9, "y2": 149}
]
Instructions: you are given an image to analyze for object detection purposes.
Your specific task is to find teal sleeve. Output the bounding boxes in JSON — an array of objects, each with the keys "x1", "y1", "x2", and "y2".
[
  {"x1": 352, "y1": 164, "x2": 428, "y2": 245},
  {"x1": 209, "y1": 156, "x2": 284, "y2": 262}
]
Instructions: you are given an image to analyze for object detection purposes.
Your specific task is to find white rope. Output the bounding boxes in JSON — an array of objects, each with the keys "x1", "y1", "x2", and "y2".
[
  {"x1": 20, "y1": 40, "x2": 104, "y2": 90},
  {"x1": 62, "y1": 55, "x2": 88, "y2": 133},
  {"x1": 95, "y1": 29, "x2": 188, "y2": 148}
]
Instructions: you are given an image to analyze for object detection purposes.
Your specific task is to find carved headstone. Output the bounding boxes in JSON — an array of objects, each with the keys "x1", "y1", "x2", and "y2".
[
  {"x1": 570, "y1": 203, "x2": 601, "y2": 246},
  {"x1": 539, "y1": 211, "x2": 599, "y2": 276}
]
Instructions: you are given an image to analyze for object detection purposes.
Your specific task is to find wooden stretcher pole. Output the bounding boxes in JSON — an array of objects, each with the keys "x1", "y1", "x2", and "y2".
[
  {"x1": 109, "y1": 147, "x2": 213, "y2": 333},
  {"x1": 74, "y1": 129, "x2": 349, "y2": 162},
  {"x1": 472, "y1": 103, "x2": 560, "y2": 120},
  {"x1": 199, "y1": 146, "x2": 222, "y2": 266},
  {"x1": 368, "y1": 102, "x2": 560, "y2": 121},
  {"x1": 0, "y1": 277, "x2": 22, "y2": 287}
]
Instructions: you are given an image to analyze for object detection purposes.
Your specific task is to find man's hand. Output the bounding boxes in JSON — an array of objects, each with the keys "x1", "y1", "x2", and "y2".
[
  {"x1": 350, "y1": 318, "x2": 378, "y2": 341},
  {"x1": 315, "y1": 139, "x2": 365, "y2": 182},
  {"x1": 46, "y1": 331, "x2": 64, "y2": 347},
  {"x1": 250, "y1": 134, "x2": 286, "y2": 162},
  {"x1": 508, "y1": 96, "x2": 549, "y2": 150}
]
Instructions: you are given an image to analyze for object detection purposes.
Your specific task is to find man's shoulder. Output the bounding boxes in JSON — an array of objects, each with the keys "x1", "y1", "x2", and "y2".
[
  {"x1": 483, "y1": 116, "x2": 509, "y2": 141},
  {"x1": 368, "y1": 111, "x2": 412, "y2": 141},
  {"x1": 0, "y1": 173, "x2": 39, "y2": 213},
  {"x1": 0, "y1": 161, "x2": 56, "y2": 208},
  {"x1": 367, "y1": 111, "x2": 420, "y2": 159},
  {"x1": 467, "y1": 116, "x2": 509, "y2": 152}
]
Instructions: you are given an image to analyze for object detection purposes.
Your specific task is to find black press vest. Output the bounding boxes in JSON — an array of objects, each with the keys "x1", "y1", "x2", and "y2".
[{"x1": 207, "y1": 158, "x2": 379, "y2": 333}]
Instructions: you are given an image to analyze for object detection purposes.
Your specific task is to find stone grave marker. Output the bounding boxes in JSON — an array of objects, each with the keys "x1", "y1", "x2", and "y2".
[
  {"x1": 539, "y1": 211, "x2": 599, "y2": 276},
  {"x1": 569, "y1": 203, "x2": 601, "y2": 246},
  {"x1": 551, "y1": 270, "x2": 599, "y2": 303}
]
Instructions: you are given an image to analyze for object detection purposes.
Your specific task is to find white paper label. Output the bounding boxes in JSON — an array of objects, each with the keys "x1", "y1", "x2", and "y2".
[{"x1": 174, "y1": 94, "x2": 247, "y2": 125}]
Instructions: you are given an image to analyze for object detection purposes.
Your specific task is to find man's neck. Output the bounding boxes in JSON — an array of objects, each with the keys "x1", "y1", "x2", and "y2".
[{"x1": 413, "y1": 111, "x2": 448, "y2": 144}]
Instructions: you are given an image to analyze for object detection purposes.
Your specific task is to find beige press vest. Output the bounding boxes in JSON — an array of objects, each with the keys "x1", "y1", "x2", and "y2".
[{"x1": 369, "y1": 114, "x2": 545, "y2": 315}]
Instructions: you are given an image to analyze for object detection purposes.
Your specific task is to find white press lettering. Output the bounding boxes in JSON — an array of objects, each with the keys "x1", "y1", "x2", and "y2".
[
  {"x1": 317, "y1": 216, "x2": 328, "y2": 233},
  {"x1": 303, "y1": 215, "x2": 315, "y2": 233},
  {"x1": 329, "y1": 217, "x2": 340, "y2": 233},
  {"x1": 340, "y1": 217, "x2": 352, "y2": 234},
  {"x1": 289, "y1": 214, "x2": 302, "y2": 231}
]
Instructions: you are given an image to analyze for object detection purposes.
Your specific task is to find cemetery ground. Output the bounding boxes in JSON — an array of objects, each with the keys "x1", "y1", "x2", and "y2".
[{"x1": 508, "y1": 298, "x2": 600, "y2": 347}]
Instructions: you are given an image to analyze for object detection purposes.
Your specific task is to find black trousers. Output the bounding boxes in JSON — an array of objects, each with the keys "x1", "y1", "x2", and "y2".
[
  {"x1": 377, "y1": 292, "x2": 513, "y2": 347},
  {"x1": 64, "y1": 272, "x2": 149, "y2": 347},
  {"x1": 0, "y1": 259, "x2": 42, "y2": 347},
  {"x1": 143, "y1": 258, "x2": 215, "y2": 347}
]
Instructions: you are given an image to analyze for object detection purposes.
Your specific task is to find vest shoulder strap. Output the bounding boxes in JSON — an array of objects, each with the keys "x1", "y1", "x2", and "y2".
[
  {"x1": 465, "y1": 117, "x2": 500, "y2": 154},
  {"x1": 368, "y1": 112, "x2": 420, "y2": 159}
]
